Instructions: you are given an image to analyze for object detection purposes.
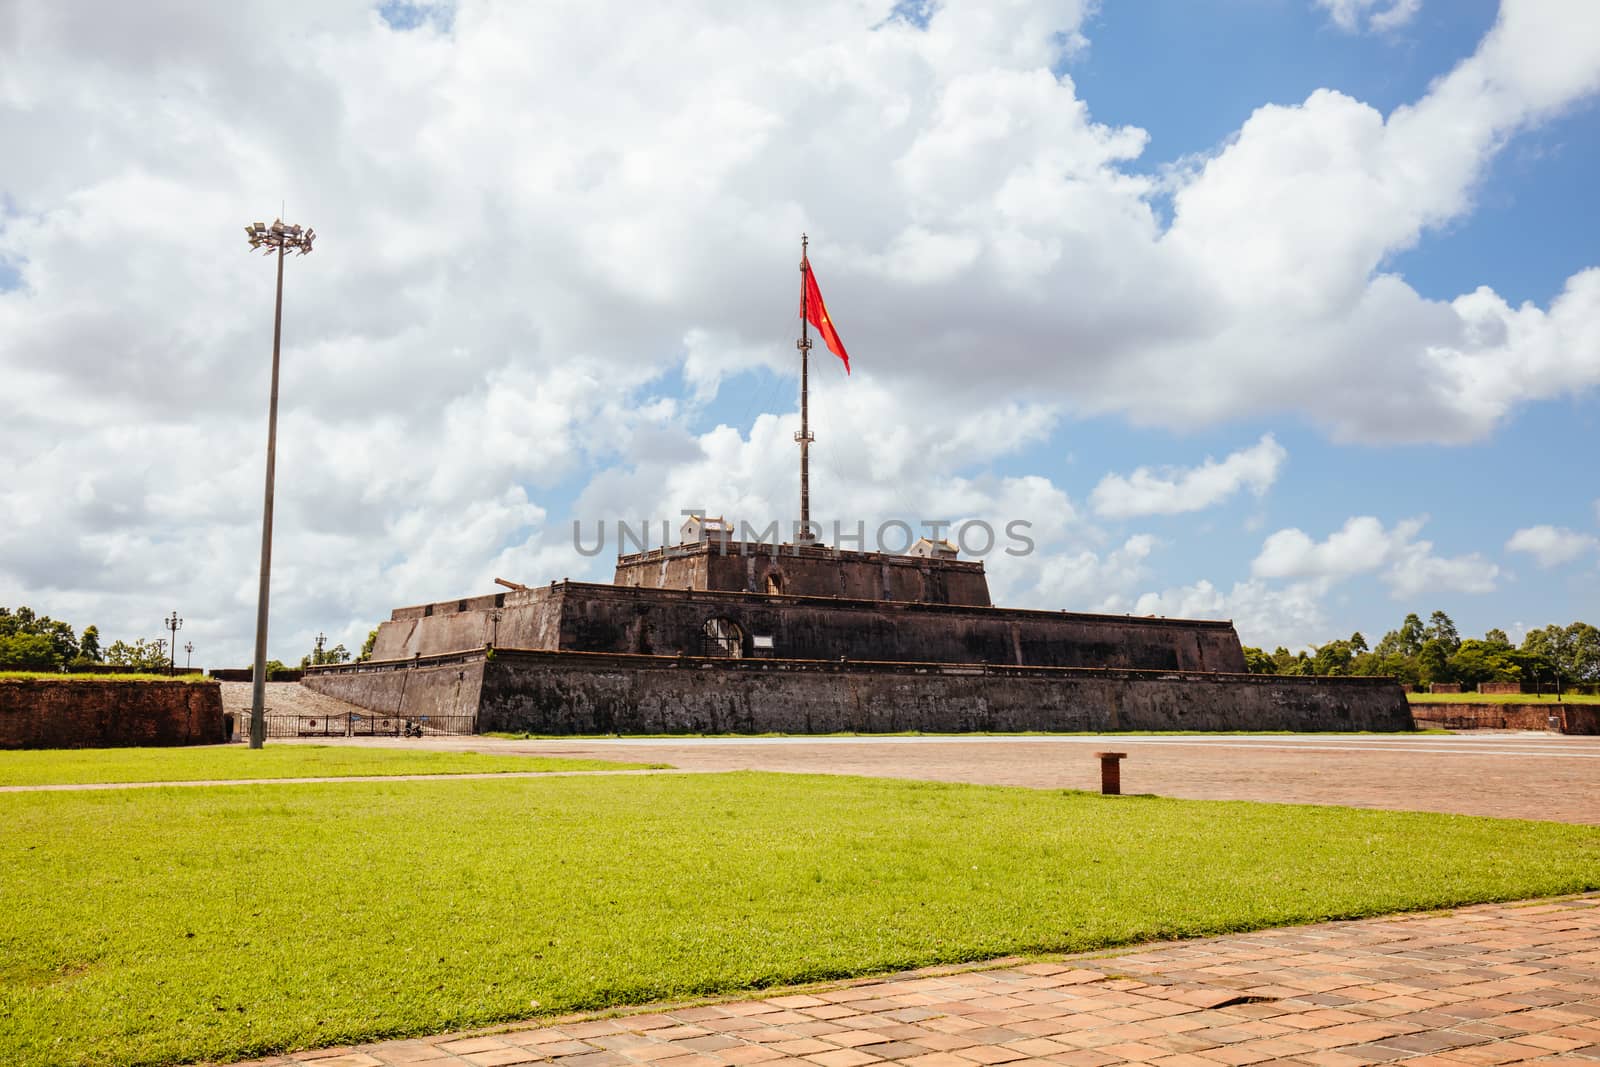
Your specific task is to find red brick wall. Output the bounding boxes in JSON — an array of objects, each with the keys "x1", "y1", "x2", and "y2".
[
  {"x1": 1410, "y1": 703, "x2": 1597, "y2": 734},
  {"x1": 1428, "y1": 683, "x2": 1463, "y2": 694},
  {"x1": 0, "y1": 679, "x2": 225, "y2": 749},
  {"x1": 1477, "y1": 681, "x2": 1524, "y2": 695}
]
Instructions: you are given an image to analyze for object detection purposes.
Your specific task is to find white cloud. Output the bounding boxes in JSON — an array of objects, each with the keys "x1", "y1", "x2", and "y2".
[
  {"x1": 1026, "y1": 534, "x2": 1158, "y2": 611},
  {"x1": 1384, "y1": 539, "x2": 1499, "y2": 598},
  {"x1": 1253, "y1": 516, "x2": 1411, "y2": 581},
  {"x1": 1089, "y1": 434, "x2": 1286, "y2": 519},
  {"x1": 1314, "y1": 0, "x2": 1422, "y2": 34},
  {"x1": 1133, "y1": 577, "x2": 1333, "y2": 650},
  {"x1": 1506, "y1": 525, "x2": 1600, "y2": 568},
  {"x1": 1252, "y1": 516, "x2": 1499, "y2": 598}
]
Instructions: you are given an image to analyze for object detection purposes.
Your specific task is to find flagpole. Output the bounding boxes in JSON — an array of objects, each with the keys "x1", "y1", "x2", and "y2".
[{"x1": 796, "y1": 233, "x2": 815, "y2": 544}]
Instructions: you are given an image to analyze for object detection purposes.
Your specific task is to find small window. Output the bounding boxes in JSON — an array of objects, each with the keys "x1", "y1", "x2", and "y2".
[{"x1": 701, "y1": 617, "x2": 743, "y2": 658}]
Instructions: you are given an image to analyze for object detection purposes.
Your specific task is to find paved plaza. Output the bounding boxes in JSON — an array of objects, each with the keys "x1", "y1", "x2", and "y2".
[
  {"x1": 226, "y1": 686, "x2": 1600, "y2": 826},
  {"x1": 233, "y1": 894, "x2": 1600, "y2": 1067}
]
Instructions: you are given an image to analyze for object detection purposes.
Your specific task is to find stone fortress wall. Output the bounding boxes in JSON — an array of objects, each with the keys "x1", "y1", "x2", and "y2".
[
  {"x1": 313, "y1": 536, "x2": 1411, "y2": 736},
  {"x1": 370, "y1": 581, "x2": 1248, "y2": 673},
  {"x1": 306, "y1": 648, "x2": 1414, "y2": 734}
]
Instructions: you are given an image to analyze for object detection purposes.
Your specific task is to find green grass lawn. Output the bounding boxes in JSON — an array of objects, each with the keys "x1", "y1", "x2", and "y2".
[
  {"x1": 0, "y1": 745, "x2": 665, "y2": 787},
  {"x1": 1408, "y1": 691, "x2": 1600, "y2": 704},
  {"x1": 2, "y1": 773, "x2": 1597, "y2": 1067}
]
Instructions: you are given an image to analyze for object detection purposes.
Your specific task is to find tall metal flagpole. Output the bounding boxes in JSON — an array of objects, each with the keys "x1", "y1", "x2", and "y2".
[{"x1": 795, "y1": 234, "x2": 815, "y2": 544}]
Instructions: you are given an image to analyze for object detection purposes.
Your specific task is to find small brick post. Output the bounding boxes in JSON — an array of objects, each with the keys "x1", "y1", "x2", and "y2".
[{"x1": 1094, "y1": 751, "x2": 1126, "y2": 795}]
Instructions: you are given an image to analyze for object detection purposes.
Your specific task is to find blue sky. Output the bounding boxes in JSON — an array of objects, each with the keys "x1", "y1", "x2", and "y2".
[
  {"x1": 1, "y1": 0, "x2": 1597, "y2": 663},
  {"x1": 627, "y1": 0, "x2": 1600, "y2": 647}
]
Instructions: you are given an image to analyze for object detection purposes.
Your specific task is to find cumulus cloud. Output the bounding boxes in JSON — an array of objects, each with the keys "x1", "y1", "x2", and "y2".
[
  {"x1": 1314, "y1": 0, "x2": 1422, "y2": 34},
  {"x1": 0, "y1": 0, "x2": 1592, "y2": 659},
  {"x1": 1506, "y1": 525, "x2": 1599, "y2": 567},
  {"x1": 1089, "y1": 434, "x2": 1286, "y2": 519},
  {"x1": 1134, "y1": 577, "x2": 1333, "y2": 649},
  {"x1": 1253, "y1": 516, "x2": 1499, "y2": 598}
]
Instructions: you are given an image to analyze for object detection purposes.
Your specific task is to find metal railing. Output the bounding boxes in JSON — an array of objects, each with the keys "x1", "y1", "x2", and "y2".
[{"x1": 255, "y1": 712, "x2": 477, "y2": 739}]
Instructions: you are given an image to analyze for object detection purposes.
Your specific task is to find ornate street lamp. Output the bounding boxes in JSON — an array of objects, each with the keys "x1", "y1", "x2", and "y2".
[
  {"x1": 184, "y1": 641, "x2": 194, "y2": 670},
  {"x1": 243, "y1": 218, "x2": 315, "y2": 748},
  {"x1": 165, "y1": 611, "x2": 183, "y2": 675}
]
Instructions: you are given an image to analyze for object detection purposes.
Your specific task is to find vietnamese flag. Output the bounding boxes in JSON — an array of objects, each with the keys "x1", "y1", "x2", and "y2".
[{"x1": 802, "y1": 260, "x2": 851, "y2": 374}]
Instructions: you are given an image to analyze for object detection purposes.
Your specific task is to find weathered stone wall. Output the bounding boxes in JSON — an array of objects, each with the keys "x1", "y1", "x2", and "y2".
[
  {"x1": 372, "y1": 586, "x2": 564, "y2": 660},
  {"x1": 367, "y1": 583, "x2": 1248, "y2": 672},
  {"x1": 301, "y1": 655, "x2": 485, "y2": 719},
  {"x1": 473, "y1": 651, "x2": 1412, "y2": 734},
  {"x1": 553, "y1": 584, "x2": 1248, "y2": 671},
  {"x1": 0, "y1": 679, "x2": 225, "y2": 749},
  {"x1": 1476, "y1": 681, "x2": 1526, "y2": 695},
  {"x1": 614, "y1": 541, "x2": 992, "y2": 606},
  {"x1": 1410, "y1": 702, "x2": 1598, "y2": 734}
]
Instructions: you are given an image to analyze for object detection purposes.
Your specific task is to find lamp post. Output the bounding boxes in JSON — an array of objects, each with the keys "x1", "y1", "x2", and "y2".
[
  {"x1": 165, "y1": 611, "x2": 183, "y2": 675},
  {"x1": 184, "y1": 641, "x2": 194, "y2": 670},
  {"x1": 244, "y1": 218, "x2": 316, "y2": 748}
]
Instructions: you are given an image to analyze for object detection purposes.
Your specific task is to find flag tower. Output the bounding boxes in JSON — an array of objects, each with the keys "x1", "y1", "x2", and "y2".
[
  {"x1": 796, "y1": 234, "x2": 816, "y2": 544},
  {"x1": 796, "y1": 233, "x2": 851, "y2": 546}
]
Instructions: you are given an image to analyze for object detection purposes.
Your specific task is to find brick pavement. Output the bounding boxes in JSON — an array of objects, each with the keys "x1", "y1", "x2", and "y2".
[
  {"x1": 233, "y1": 684, "x2": 1600, "y2": 825},
  {"x1": 333, "y1": 733, "x2": 1600, "y2": 826},
  {"x1": 230, "y1": 894, "x2": 1600, "y2": 1067}
]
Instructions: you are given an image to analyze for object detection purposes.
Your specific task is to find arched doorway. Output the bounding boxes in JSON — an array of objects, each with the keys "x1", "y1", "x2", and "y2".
[
  {"x1": 765, "y1": 572, "x2": 784, "y2": 595},
  {"x1": 702, "y1": 617, "x2": 744, "y2": 658}
]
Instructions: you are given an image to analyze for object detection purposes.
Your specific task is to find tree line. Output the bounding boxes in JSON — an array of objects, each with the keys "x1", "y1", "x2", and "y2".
[
  {"x1": 0, "y1": 605, "x2": 174, "y2": 671},
  {"x1": 1242, "y1": 610, "x2": 1600, "y2": 689},
  {"x1": 0, "y1": 604, "x2": 361, "y2": 674}
]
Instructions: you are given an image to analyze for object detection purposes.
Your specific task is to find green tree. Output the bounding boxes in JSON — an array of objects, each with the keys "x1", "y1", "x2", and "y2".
[
  {"x1": 1417, "y1": 639, "x2": 1453, "y2": 686},
  {"x1": 358, "y1": 628, "x2": 378, "y2": 662},
  {"x1": 1348, "y1": 631, "x2": 1369, "y2": 655},
  {"x1": 1424, "y1": 610, "x2": 1460, "y2": 653},
  {"x1": 1484, "y1": 627, "x2": 1511, "y2": 648},
  {"x1": 1448, "y1": 639, "x2": 1522, "y2": 688},
  {"x1": 0, "y1": 605, "x2": 78, "y2": 663},
  {"x1": 302, "y1": 642, "x2": 354, "y2": 669},
  {"x1": 104, "y1": 638, "x2": 170, "y2": 671},
  {"x1": 79, "y1": 625, "x2": 102, "y2": 662},
  {"x1": 1241, "y1": 646, "x2": 1276, "y2": 674},
  {"x1": 0, "y1": 632, "x2": 62, "y2": 670},
  {"x1": 1520, "y1": 623, "x2": 1600, "y2": 686},
  {"x1": 1397, "y1": 613, "x2": 1425, "y2": 656},
  {"x1": 1312, "y1": 640, "x2": 1353, "y2": 676}
]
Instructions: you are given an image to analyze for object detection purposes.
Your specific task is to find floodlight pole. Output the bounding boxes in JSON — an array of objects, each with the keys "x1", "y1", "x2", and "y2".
[
  {"x1": 242, "y1": 218, "x2": 314, "y2": 747},
  {"x1": 249, "y1": 236, "x2": 288, "y2": 748},
  {"x1": 249, "y1": 235, "x2": 287, "y2": 749}
]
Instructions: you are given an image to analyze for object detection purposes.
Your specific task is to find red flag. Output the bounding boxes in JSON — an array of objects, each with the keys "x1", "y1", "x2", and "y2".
[{"x1": 802, "y1": 260, "x2": 851, "y2": 374}]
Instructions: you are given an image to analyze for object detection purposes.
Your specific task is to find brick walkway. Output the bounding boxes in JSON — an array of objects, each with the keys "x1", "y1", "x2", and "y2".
[
  {"x1": 232, "y1": 894, "x2": 1600, "y2": 1067},
  {"x1": 345, "y1": 733, "x2": 1600, "y2": 826},
  {"x1": 239, "y1": 683, "x2": 1600, "y2": 825}
]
